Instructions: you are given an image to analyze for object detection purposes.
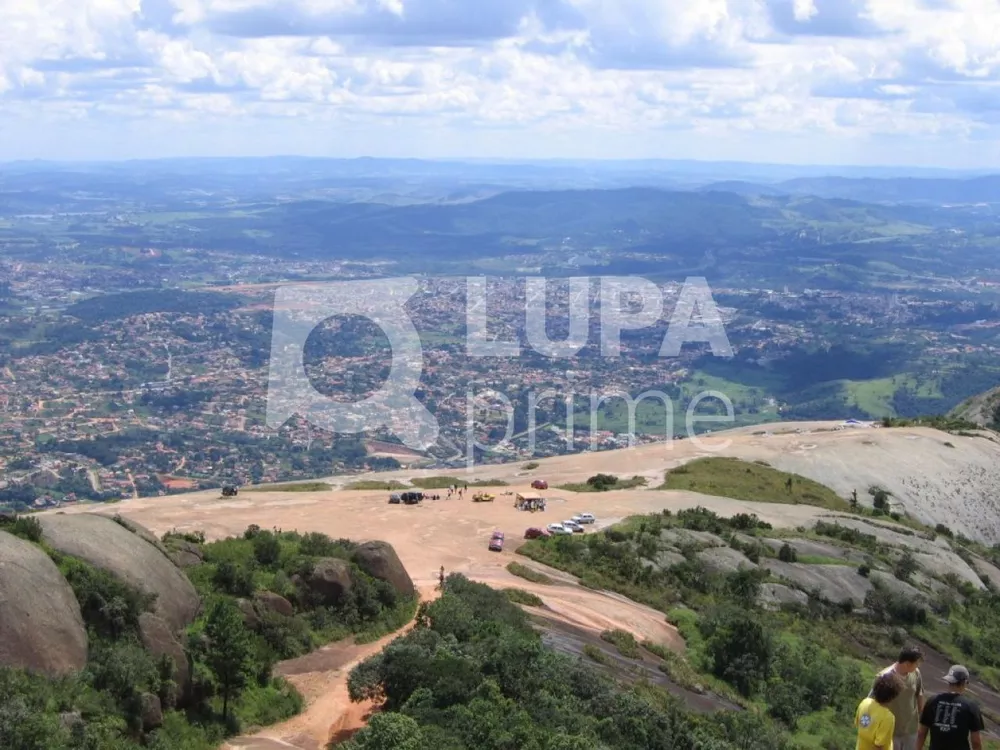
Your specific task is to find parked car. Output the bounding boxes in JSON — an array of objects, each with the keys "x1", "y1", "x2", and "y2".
[
  {"x1": 388, "y1": 493, "x2": 402, "y2": 504},
  {"x1": 563, "y1": 519, "x2": 584, "y2": 533},
  {"x1": 401, "y1": 491, "x2": 423, "y2": 504},
  {"x1": 547, "y1": 523, "x2": 571, "y2": 536},
  {"x1": 524, "y1": 527, "x2": 551, "y2": 539},
  {"x1": 573, "y1": 513, "x2": 595, "y2": 524},
  {"x1": 489, "y1": 531, "x2": 505, "y2": 551},
  {"x1": 531, "y1": 479, "x2": 549, "y2": 490}
]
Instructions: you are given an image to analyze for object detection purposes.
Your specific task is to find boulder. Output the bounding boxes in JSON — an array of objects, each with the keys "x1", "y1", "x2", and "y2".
[
  {"x1": 351, "y1": 541, "x2": 415, "y2": 598},
  {"x1": 169, "y1": 541, "x2": 204, "y2": 569},
  {"x1": 696, "y1": 546, "x2": 758, "y2": 574},
  {"x1": 306, "y1": 558, "x2": 354, "y2": 606},
  {"x1": 763, "y1": 560, "x2": 873, "y2": 606},
  {"x1": 870, "y1": 571, "x2": 926, "y2": 602},
  {"x1": 138, "y1": 613, "x2": 191, "y2": 703},
  {"x1": 758, "y1": 583, "x2": 809, "y2": 610},
  {"x1": 236, "y1": 599, "x2": 260, "y2": 629},
  {"x1": 39, "y1": 514, "x2": 201, "y2": 632},
  {"x1": 0, "y1": 530, "x2": 88, "y2": 676},
  {"x1": 254, "y1": 591, "x2": 294, "y2": 617},
  {"x1": 659, "y1": 529, "x2": 727, "y2": 549},
  {"x1": 110, "y1": 515, "x2": 171, "y2": 559},
  {"x1": 640, "y1": 550, "x2": 687, "y2": 572},
  {"x1": 140, "y1": 693, "x2": 163, "y2": 731},
  {"x1": 59, "y1": 712, "x2": 84, "y2": 733}
]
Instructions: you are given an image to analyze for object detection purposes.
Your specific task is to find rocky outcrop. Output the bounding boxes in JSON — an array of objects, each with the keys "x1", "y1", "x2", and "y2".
[
  {"x1": 351, "y1": 541, "x2": 415, "y2": 598},
  {"x1": 168, "y1": 541, "x2": 204, "y2": 569},
  {"x1": 696, "y1": 546, "x2": 758, "y2": 574},
  {"x1": 660, "y1": 529, "x2": 726, "y2": 549},
  {"x1": 140, "y1": 693, "x2": 163, "y2": 731},
  {"x1": 254, "y1": 591, "x2": 294, "y2": 617},
  {"x1": 640, "y1": 550, "x2": 686, "y2": 572},
  {"x1": 39, "y1": 514, "x2": 201, "y2": 632},
  {"x1": 138, "y1": 613, "x2": 191, "y2": 702},
  {"x1": 0, "y1": 530, "x2": 88, "y2": 676},
  {"x1": 764, "y1": 560, "x2": 873, "y2": 606},
  {"x1": 758, "y1": 583, "x2": 809, "y2": 610},
  {"x1": 111, "y1": 515, "x2": 171, "y2": 559},
  {"x1": 305, "y1": 558, "x2": 354, "y2": 606}
]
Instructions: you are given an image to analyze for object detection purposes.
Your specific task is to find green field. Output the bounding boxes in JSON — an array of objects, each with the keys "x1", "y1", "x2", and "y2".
[
  {"x1": 659, "y1": 457, "x2": 851, "y2": 510},
  {"x1": 244, "y1": 481, "x2": 332, "y2": 492}
]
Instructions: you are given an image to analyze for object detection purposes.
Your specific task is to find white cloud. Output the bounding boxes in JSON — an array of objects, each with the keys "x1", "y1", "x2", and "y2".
[{"x1": 0, "y1": 0, "x2": 999, "y2": 164}]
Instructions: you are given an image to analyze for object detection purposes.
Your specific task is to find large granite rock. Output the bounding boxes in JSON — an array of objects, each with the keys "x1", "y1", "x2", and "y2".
[
  {"x1": 111, "y1": 515, "x2": 171, "y2": 559},
  {"x1": 351, "y1": 541, "x2": 415, "y2": 599},
  {"x1": 763, "y1": 560, "x2": 873, "y2": 606},
  {"x1": 254, "y1": 590, "x2": 294, "y2": 617},
  {"x1": 39, "y1": 514, "x2": 201, "y2": 632},
  {"x1": 660, "y1": 529, "x2": 727, "y2": 549},
  {"x1": 640, "y1": 550, "x2": 687, "y2": 572},
  {"x1": 138, "y1": 613, "x2": 191, "y2": 702},
  {"x1": 696, "y1": 546, "x2": 758, "y2": 574},
  {"x1": 758, "y1": 583, "x2": 809, "y2": 610},
  {"x1": 305, "y1": 558, "x2": 354, "y2": 606},
  {"x1": 0, "y1": 530, "x2": 88, "y2": 676}
]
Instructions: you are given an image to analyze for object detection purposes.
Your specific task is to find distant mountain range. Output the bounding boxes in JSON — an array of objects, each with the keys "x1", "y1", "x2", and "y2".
[{"x1": 700, "y1": 176, "x2": 1000, "y2": 205}]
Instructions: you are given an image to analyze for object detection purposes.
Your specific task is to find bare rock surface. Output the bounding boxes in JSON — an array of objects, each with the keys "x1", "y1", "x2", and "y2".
[
  {"x1": 39, "y1": 513, "x2": 201, "y2": 632},
  {"x1": 758, "y1": 583, "x2": 809, "y2": 609},
  {"x1": 696, "y1": 546, "x2": 758, "y2": 574},
  {"x1": 351, "y1": 541, "x2": 416, "y2": 599},
  {"x1": 763, "y1": 560, "x2": 873, "y2": 605},
  {"x1": 0, "y1": 530, "x2": 88, "y2": 676}
]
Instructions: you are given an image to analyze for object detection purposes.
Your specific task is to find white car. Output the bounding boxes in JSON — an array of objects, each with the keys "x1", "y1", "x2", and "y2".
[
  {"x1": 573, "y1": 513, "x2": 596, "y2": 525},
  {"x1": 563, "y1": 519, "x2": 585, "y2": 533},
  {"x1": 547, "y1": 522, "x2": 572, "y2": 535}
]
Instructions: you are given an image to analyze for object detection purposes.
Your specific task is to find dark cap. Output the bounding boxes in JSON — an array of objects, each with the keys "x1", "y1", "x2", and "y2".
[{"x1": 944, "y1": 665, "x2": 970, "y2": 685}]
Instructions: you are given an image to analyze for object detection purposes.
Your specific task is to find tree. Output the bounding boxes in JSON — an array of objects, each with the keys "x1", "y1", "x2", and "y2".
[
  {"x1": 253, "y1": 532, "x2": 282, "y2": 567},
  {"x1": 204, "y1": 600, "x2": 255, "y2": 719},
  {"x1": 341, "y1": 712, "x2": 423, "y2": 750},
  {"x1": 778, "y1": 543, "x2": 797, "y2": 563}
]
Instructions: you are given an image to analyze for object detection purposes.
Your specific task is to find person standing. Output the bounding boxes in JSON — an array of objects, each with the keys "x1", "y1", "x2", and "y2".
[
  {"x1": 918, "y1": 665, "x2": 984, "y2": 750},
  {"x1": 857, "y1": 671, "x2": 905, "y2": 750},
  {"x1": 871, "y1": 646, "x2": 926, "y2": 750}
]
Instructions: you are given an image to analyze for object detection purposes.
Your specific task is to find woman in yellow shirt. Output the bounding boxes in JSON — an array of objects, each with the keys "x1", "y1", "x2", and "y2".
[{"x1": 857, "y1": 672, "x2": 905, "y2": 750}]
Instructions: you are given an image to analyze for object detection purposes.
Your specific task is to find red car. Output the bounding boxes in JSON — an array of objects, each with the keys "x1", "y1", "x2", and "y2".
[
  {"x1": 524, "y1": 527, "x2": 551, "y2": 540},
  {"x1": 531, "y1": 479, "x2": 548, "y2": 490},
  {"x1": 489, "y1": 531, "x2": 505, "y2": 552}
]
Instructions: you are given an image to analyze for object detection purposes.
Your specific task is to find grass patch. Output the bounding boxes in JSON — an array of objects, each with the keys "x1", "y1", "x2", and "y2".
[
  {"x1": 796, "y1": 555, "x2": 855, "y2": 566},
  {"x1": 244, "y1": 482, "x2": 332, "y2": 493},
  {"x1": 583, "y1": 644, "x2": 610, "y2": 664},
  {"x1": 558, "y1": 475, "x2": 648, "y2": 493},
  {"x1": 600, "y1": 629, "x2": 641, "y2": 659},
  {"x1": 659, "y1": 457, "x2": 849, "y2": 510},
  {"x1": 506, "y1": 561, "x2": 554, "y2": 585},
  {"x1": 342, "y1": 480, "x2": 409, "y2": 490},
  {"x1": 410, "y1": 476, "x2": 509, "y2": 489},
  {"x1": 504, "y1": 588, "x2": 544, "y2": 607}
]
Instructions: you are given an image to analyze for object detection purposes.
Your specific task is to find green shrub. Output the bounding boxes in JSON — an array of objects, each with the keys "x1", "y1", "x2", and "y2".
[
  {"x1": 0, "y1": 513, "x2": 42, "y2": 543},
  {"x1": 600, "y1": 629, "x2": 641, "y2": 659},
  {"x1": 503, "y1": 589, "x2": 544, "y2": 607},
  {"x1": 506, "y1": 562, "x2": 553, "y2": 585},
  {"x1": 778, "y1": 543, "x2": 797, "y2": 563}
]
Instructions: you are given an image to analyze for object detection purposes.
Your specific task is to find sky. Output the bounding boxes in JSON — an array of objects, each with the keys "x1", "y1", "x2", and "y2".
[{"x1": 2, "y1": 0, "x2": 1000, "y2": 166}]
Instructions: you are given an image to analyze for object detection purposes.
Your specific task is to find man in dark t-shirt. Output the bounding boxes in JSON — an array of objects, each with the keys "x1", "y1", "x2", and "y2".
[{"x1": 918, "y1": 665, "x2": 984, "y2": 750}]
